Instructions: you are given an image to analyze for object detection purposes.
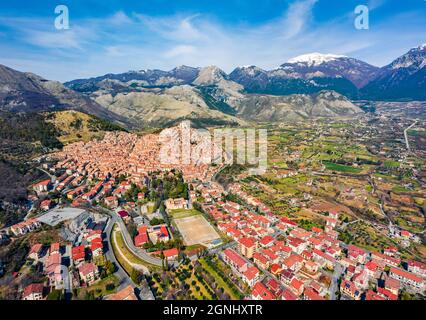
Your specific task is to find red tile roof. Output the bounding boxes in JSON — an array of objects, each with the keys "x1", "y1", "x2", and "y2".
[
  {"x1": 304, "y1": 287, "x2": 326, "y2": 300},
  {"x1": 29, "y1": 244, "x2": 43, "y2": 255},
  {"x1": 239, "y1": 237, "x2": 256, "y2": 248},
  {"x1": 365, "y1": 290, "x2": 385, "y2": 301},
  {"x1": 377, "y1": 287, "x2": 398, "y2": 300},
  {"x1": 50, "y1": 243, "x2": 60, "y2": 253},
  {"x1": 134, "y1": 233, "x2": 149, "y2": 247},
  {"x1": 164, "y1": 248, "x2": 179, "y2": 258},
  {"x1": 252, "y1": 282, "x2": 275, "y2": 300},
  {"x1": 243, "y1": 266, "x2": 260, "y2": 281},
  {"x1": 91, "y1": 241, "x2": 103, "y2": 251},
  {"x1": 72, "y1": 245, "x2": 86, "y2": 261},
  {"x1": 79, "y1": 262, "x2": 97, "y2": 277},
  {"x1": 23, "y1": 283, "x2": 44, "y2": 298},
  {"x1": 282, "y1": 288, "x2": 298, "y2": 300},
  {"x1": 260, "y1": 235, "x2": 274, "y2": 246},
  {"x1": 224, "y1": 248, "x2": 247, "y2": 269},
  {"x1": 390, "y1": 267, "x2": 423, "y2": 283}
]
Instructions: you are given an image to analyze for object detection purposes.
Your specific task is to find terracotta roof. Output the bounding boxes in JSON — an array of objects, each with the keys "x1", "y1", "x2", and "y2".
[
  {"x1": 243, "y1": 266, "x2": 260, "y2": 281},
  {"x1": 29, "y1": 244, "x2": 43, "y2": 255},
  {"x1": 106, "y1": 285, "x2": 137, "y2": 300},
  {"x1": 252, "y1": 282, "x2": 275, "y2": 300},
  {"x1": 224, "y1": 248, "x2": 247, "y2": 269},
  {"x1": 79, "y1": 262, "x2": 97, "y2": 277},
  {"x1": 390, "y1": 267, "x2": 423, "y2": 283},
  {"x1": 23, "y1": 283, "x2": 44, "y2": 298},
  {"x1": 304, "y1": 287, "x2": 325, "y2": 300},
  {"x1": 239, "y1": 237, "x2": 256, "y2": 248}
]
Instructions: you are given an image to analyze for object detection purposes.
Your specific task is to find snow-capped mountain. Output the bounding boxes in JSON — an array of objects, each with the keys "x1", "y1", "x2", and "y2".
[
  {"x1": 167, "y1": 65, "x2": 200, "y2": 84},
  {"x1": 360, "y1": 44, "x2": 426, "y2": 100},
  {"x1": 64, "y1": 44, "x2": 426, "y2": 103},
  {"x1": 280, "y1": 53, "x2": 380, "y2": 88},
  {"x1": 228, "y1": 54, "x2": 373, "y2": 98},
  {"x1": 287, "y1": 53, "x2": 347, "y2": 66}
]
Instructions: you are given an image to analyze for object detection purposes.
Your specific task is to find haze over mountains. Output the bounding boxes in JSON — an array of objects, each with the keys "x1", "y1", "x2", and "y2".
[{"x1": 0, "y1": 44, "x2": 425, "y2": 128}]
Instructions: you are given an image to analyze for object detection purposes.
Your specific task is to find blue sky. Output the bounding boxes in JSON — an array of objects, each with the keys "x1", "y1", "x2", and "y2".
[{"x1": 0, "y1": 0, "x2": 425, "y2": 82}]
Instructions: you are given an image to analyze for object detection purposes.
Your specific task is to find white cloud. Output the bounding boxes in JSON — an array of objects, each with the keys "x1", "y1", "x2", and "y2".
[
  {"x1": 164, "y1": 45, "x2": 197, "y2": 58},
  {"x1": 0, "y1": 4, "x2": 425, "y2": 82},
  {"x1": 280, "y1": 0, "x2": 318, "y2": 39}
]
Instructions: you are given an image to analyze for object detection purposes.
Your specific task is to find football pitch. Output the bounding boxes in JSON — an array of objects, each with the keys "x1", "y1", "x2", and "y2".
[{"x1": 174, "y1": 214, "x2": 221, "y2": 246}]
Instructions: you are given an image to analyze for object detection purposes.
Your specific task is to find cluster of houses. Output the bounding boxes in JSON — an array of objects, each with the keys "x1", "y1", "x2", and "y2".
[
  {"x1": 21, "y1": 228, "x2": 105, "y2": 300},
  {"x1": 10, "y1": 219, "x2": 42, "y2": 236},
  {"x1": 52, "y1": 130, "x2": 216, "y2": 189},
  {"x1": 199, "y1": 181, "x2": 426, "y2": 300},
  {"x1": 133, "y1": 224, "x2": 172, "y2": 247}
]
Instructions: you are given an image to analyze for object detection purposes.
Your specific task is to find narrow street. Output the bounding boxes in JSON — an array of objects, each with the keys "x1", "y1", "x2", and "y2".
[{"x1": 329, "y1": 263, "x2": 344, "y2": 300}]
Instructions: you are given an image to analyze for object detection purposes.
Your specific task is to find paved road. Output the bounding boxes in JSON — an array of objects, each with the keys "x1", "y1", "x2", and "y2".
[
  {"x1": 104, "y1": 217, "x2": 134, "y2": 290},
  {"x1": 330, "y1": 262, "x2": 344, "y2": 300},
  {"x1": 37, "y1": 167, "x2": 56, "y2": 181},
  {"x1": 96, "y1": 207, "x2": 163, "y2": 267},
  {"x1": 404, "y1": 120, "x2": 417, "y2": 152}
]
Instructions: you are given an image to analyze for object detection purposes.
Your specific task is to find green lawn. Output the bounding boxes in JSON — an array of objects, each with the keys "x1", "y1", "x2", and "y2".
[
  {"x1": 323, "y1": 161, "x2": 362, "y2": 173},
  {"x1": 78, "y1": 274, "x2": 119, "y2": 299},
  {"x1": 111, "y1": 225, "x2": 160, "y2": 272},
  {"x1": 169, "y1": 208, "x2": 201, "y2": 219},
  {"x1": 408, "y1": 130, "x2": 426, "y2": 137}
]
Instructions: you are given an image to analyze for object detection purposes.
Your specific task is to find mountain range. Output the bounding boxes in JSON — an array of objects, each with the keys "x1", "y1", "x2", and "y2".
[
  {"x1": 0, "y1": 64, "x2": 129, "y2": 126},
  {"x1": 65, "y1": 43, "x2": 426, "y2": 102},
  {"x1": 0, "y1": 44, "x2": 425, "y2": 128}
]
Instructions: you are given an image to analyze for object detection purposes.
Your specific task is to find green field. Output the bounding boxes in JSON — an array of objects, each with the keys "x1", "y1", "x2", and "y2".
[
  {"x1": 408, "y1": 130, "x2": 426, "y2": 137},
  {"x1": 323, "y1": 161, "x2": 362, "y2": 173},
  {"x1": 169, "y1": 208, "x2": 202, "y2": 219},
  {"x1": 384, "y1": 160, "x2": 400, "y2": 168}
]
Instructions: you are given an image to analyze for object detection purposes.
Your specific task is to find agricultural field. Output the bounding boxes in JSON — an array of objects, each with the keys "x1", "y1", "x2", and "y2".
[{"x1": 323, "y1": 161, "x2": 363, "y2": 173}]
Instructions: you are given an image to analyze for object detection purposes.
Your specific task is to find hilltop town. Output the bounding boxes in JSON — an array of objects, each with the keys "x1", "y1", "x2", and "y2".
[{"x1": 0, "y1": 108, "x2": 425, "y2": 301}]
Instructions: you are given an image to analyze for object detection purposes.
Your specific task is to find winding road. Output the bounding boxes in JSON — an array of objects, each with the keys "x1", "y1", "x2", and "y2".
[
  {"x1": 104, "y1": 218, "x2": 134, "y2": 290},
  {"x1": 96, "y1": 206, "x2": 163, "y2": 267}
]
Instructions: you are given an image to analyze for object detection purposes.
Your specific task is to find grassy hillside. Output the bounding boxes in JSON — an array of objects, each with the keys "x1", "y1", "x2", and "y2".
[
  {"x1": 43, "y1": 110, "x2": 126, "y2": 144},
  {"x1": 0, "y1": 110, "x2": 125, "y2": 213}
]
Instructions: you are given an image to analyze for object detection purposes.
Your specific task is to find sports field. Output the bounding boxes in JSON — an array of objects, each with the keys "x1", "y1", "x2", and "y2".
[{"x1": 174, "y1": 214, "x2": 220, "y2": 246}]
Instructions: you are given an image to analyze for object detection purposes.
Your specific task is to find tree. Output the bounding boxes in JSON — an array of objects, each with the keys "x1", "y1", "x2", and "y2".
[
  {"x1": 85, "y1": 291, "x2": 96, "y2": 300},
  {"x1": 105, "y1": 283, "x2": 115, "y2": 291},
  {"x1": 105, "y1": 260, "x2": 116, "y2": 275},
  {"x1": 47, "y1": 289, "x2": 63, "y2": 300},
  {"x1": 150, "y1": 217, "x2": 165, "y2": 226},
  {"x1": 131, "y1": 269, "x2": 144, "y2": 285},
  {"x1": 127, "y1": 222, "x2": 138, "y2": 239}
]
